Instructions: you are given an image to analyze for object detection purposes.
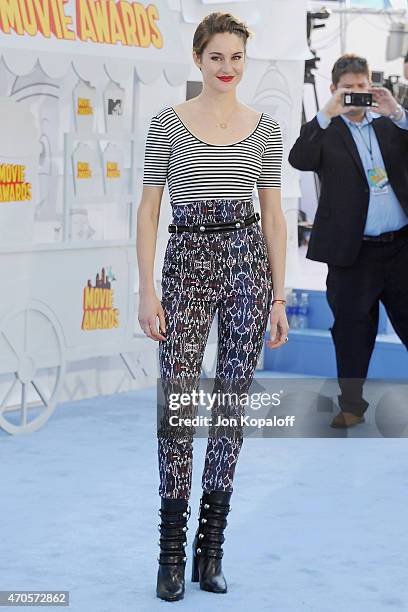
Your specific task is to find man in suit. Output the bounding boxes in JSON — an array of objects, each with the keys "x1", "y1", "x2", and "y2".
[{"x1": 289, "y1": 54, "x2": 408, "y2": 428}]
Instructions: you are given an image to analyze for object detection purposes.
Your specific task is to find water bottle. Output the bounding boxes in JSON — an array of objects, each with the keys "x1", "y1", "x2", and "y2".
[
  {"x1": 285, "y1": 290, "x2": 293, "y2": 326},
  {"x1": 297, "y1": 292, "x2": 309, "y2": 329},
  {"x1": 289, "y1": 291, "x2": 299, "y2": 329}
]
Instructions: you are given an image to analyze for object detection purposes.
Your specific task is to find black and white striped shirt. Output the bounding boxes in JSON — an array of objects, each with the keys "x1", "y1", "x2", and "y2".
[{"x1": 142, "y1": 106, "x2": 283, "y2": 204}]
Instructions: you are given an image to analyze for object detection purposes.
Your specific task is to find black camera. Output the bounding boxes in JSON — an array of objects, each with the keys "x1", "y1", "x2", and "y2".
[
  {"x1": 343, "y1": 92, "x2": 373, "y2": 107},
  {"x1": 372, "y1": 71, "x2": 400, "y2": 92},
  {"x1": 371, "y1": 71, "x2": 384, "y2": 86}
]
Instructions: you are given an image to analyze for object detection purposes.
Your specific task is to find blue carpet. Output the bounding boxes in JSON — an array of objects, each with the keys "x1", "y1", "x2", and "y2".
[{"x1": 1, "y1": 385, "x2": 408, "y2": 611}]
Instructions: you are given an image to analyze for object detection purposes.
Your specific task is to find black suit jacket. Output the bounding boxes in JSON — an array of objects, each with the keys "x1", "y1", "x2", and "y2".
[{"x1": 288, "y1": 112, "x2": 408, "y2": 266}]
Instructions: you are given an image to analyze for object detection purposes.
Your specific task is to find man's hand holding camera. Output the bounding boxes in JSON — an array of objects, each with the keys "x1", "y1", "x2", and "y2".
[
  {"x1": 371, "y1": 86, "x2": 404, "y2": 120},
  {"x1": 320, "y1": 87, "x2": 361, "y2": 120},
  {"x1": 321, "y1": 85, "x2": 404, "y2": 122}
]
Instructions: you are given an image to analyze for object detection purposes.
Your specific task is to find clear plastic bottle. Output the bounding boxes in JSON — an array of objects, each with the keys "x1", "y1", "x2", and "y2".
[
  {"x1": 297, "y1": 292, "x2": 309, "y2": 329},
  {"x1": 289, "y1": 291, "x2": 299, "y2": 329},
  {"x1": 285, "y1": 289, "x2": 293, "y2": 324}
]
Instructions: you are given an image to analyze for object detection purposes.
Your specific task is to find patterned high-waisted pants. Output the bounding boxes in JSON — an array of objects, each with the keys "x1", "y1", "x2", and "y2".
[{"x1": 158, "y1": 199, "x2": 273, "y2": 500}]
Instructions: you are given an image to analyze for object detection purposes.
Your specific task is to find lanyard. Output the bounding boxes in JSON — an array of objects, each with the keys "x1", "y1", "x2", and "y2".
[{"x1": 356, "y1": 118, "x2": 374, "y2": 163}]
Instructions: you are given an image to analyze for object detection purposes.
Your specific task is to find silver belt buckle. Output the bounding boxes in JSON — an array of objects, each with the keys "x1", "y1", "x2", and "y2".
[{"x1": 227, "y1": 217, "x2": 242, "y2": 229}]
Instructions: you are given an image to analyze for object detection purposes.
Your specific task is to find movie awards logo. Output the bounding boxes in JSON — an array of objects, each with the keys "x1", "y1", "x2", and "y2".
[
  {"x1": 0, "y1": 1, "x2": 163, "y2": 49},
  {"x1": 0, "y1": 163, "x2": 32, "y2": 202},
  {"x1": 77, "y1": 161, "x2": 92, "y2": 179},
  {"x1": 81, "y1": 266, "x2": 119, "y2": 330},
  {"x1": 77, "y1": 97, "x2": 93, "y2": 116},
  {"x1": 106, "y1": 161, "x2": 120, "y2": 178}
]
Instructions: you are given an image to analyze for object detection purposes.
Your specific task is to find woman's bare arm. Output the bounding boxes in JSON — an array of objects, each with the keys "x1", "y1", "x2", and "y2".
[
  {"x1": 136, "y1": 185, "x2": 168, "y2": 341},
  {"x1": 258, "y1": 187, "x2": 289, "y2": 349},
  {"x1": 258, "y1": 187, "x2": 287, "y2": 300}
]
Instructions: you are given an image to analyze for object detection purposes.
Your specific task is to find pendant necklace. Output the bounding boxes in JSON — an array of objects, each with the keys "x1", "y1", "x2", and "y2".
[{"x1": 213, "y1": 105, "x2": 239, "y2": 129}]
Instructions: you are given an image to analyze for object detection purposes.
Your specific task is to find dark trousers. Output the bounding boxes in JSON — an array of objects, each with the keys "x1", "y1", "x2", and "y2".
[
  {"x1": 158, "y1": 199, "x2": 273, "y2": 499},
  {"x1": 326, "y1": 233, "x2": 408, "y2": 416}
]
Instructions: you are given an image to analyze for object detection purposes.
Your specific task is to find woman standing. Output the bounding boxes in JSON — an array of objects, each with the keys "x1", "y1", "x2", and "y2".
[{"x1": 137, "y1": 11, "x2": 288, "y2": 602}]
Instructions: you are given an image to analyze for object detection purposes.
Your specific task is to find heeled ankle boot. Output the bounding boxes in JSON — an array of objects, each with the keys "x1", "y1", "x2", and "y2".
[
  {"x1": 191, "y1": 490, "x2": 232, "y2": 593},
  {"x1": 156, "y1": 498, "x2": 191, "y2": 601}
]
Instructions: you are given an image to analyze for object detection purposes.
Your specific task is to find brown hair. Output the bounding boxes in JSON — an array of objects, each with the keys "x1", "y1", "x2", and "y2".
[
  {"x1": 332, "y1": 54, "x2": 371, "y2": 86},
  {"x1": 193, "y1": 12, "x2": 253, "y2": 59}
]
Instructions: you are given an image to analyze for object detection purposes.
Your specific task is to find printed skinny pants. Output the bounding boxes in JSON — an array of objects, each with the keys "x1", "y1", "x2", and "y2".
[{"x1": 158, "y1": 199, "x2": 273, "y2": 500}]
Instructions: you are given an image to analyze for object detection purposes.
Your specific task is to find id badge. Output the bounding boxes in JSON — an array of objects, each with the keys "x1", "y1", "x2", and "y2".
[{"x1": 367, "y1": 167, "x2": 389, "y2": 195}]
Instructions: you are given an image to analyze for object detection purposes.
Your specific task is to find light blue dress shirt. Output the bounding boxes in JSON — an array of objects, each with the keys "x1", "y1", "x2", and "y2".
[{"x1": 316, "y1": 108, "x2": 408, "y2": 235}]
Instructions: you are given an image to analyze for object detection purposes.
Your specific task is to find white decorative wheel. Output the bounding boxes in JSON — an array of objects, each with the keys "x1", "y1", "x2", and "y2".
[{"x1": 0, "y1": 301, "x2": 66, "y2": 434}]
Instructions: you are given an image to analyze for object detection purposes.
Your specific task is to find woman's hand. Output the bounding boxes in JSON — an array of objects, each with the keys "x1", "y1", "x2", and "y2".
[
  {"x1": 266, "y1": 303, "x2": 289, "y2": 349},
  {"x1": 138, "y1": 289, "x2": 168, "y2": 341}
]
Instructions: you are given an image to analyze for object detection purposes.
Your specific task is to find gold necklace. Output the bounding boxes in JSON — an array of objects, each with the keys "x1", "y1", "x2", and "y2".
[{"x1": 213, "y1": 105, "x2": 239, "y2": 129}]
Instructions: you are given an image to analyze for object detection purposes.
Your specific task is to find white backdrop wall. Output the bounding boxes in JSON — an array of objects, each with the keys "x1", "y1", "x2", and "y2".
[
  {"x1": 4, "y1": 3, "x2": 406, "y2": 405},
  {"x1": 0, "y1": 0, "x2": 309, "y2": 414}
]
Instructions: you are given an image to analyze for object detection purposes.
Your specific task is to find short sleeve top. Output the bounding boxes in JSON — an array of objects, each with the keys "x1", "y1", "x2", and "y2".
[{"x1": 142, "y1": 106, "x2": 283, "y2": 204}]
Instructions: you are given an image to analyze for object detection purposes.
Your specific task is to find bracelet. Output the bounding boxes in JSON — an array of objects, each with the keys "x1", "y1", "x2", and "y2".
[{"x1": 272, "y1": 299, "x2": 287, "y2": 305}]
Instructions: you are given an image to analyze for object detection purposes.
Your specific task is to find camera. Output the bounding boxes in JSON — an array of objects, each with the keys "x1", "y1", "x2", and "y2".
[
  {"x1": 343, "y1": 92, "x2": 373, "y2": 107},
  {"x1": 371, "y1": 71, "x2": 384, "y2": 86},
  {"x1": 371, "y1": 71, "x2": 400, "y2": 94}
]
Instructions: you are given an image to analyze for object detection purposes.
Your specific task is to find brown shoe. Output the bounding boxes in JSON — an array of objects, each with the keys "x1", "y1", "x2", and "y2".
[{"x1": 330, "y1": 411, "x2": 365, "y2": 428}]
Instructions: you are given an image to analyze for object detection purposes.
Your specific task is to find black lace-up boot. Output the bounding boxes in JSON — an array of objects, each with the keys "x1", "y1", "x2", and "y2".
[
  {"x1": 191, "y1": 490, "x2": 232, "y2": 593},
  {"x1": 156, "y1": 498, "x2": 191, "y2": 601}
]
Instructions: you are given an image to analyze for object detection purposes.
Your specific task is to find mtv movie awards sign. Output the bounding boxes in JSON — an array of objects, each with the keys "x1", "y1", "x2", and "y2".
[
  {"x1": 0, "y1": 0, "x2": 163, "y2": 48},
  {"x1": 81, "y1": 268, "x2": 119, "y2": 330},
  {"x1": 0, "y1": 163, "x2": 32, "y2": 202},
  {"x1": 82, "y1": 266, "x2": 120, "y2": 330}
]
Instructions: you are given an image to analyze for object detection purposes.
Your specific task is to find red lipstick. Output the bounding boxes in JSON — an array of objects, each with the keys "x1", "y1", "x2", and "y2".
[{"x1": 217, "y1": 76, "x2": 234, "y2": 82}]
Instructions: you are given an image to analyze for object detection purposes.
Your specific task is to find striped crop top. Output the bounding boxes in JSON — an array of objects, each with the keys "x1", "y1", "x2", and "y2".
[{"x1": 142, "y1": 106, "x2": 283, "y2": 204}]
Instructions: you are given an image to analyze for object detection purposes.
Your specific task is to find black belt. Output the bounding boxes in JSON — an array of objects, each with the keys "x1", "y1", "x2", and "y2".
[
  {"x1": 168, "y1": 212, "x2": 260, "y2": 234},
  {"x1": 362, "y1": 224, "x2": 408, "y2": 243}
]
